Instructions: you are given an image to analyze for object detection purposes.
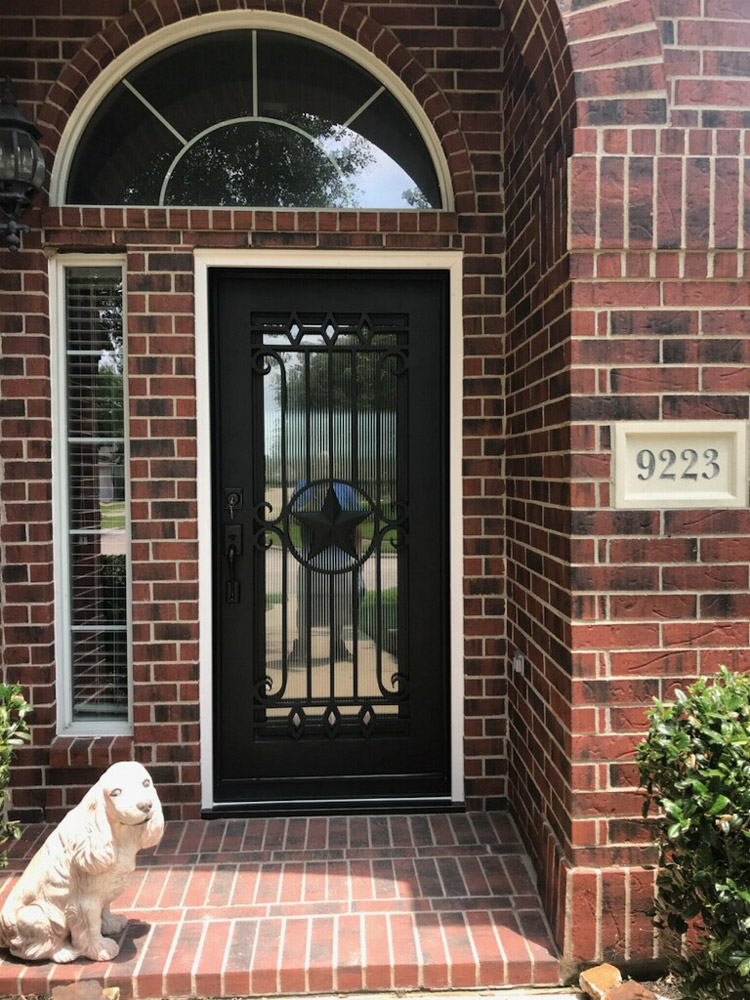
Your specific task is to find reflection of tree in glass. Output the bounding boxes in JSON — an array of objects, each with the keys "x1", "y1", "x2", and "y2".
[
  {"x1": 123, "y1": 150, "x2": 175, "y2": 205},
  {"x1": 95, "y1": 285, "x2": 124, "y2": 440},
  {"x1": 101, "y1": 554, "x2": 127, "y2": 623},
  {"x1": 96, "y1": 364, "x2": 124, "y2": 439},
  {"x1": 402, "y1": 187, "x2": 431, "y2": 209},
  {"x1": 286, "y1": 350, "x2": 398, "y2": 411},
  {"x1": 127, "y1": 115, "x2": 373, "y2": 207},
  {"x1": 93, "y1": 285, "x2": 125, "y2": 505}
]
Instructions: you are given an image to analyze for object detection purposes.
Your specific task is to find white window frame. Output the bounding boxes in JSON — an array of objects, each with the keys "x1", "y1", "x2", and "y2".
[
  {"x1": 48, "y1": 11, "x2": 454, "y2": 212},
  {"x1": 51, "y1": 254, "x2": 133, "y2": 735}
]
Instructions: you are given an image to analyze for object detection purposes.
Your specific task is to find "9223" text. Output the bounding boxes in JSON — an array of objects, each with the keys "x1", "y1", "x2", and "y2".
[{"x1": 635, "y1": 447, "x2": 720, "y2": 482}]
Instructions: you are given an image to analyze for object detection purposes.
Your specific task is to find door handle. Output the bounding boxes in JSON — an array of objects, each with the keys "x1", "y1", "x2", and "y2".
[
  {"x1": 226, "y1": 544, "x2": 239, "y2": 603},
  {"x1": 224, "y1": 524, "x2": 242, "y2": 604}
]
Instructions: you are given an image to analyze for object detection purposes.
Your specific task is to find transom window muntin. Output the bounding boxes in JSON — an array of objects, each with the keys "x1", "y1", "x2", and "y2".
[{"x1": 67, "y1": 29, "x2": 443, "y2": 210}]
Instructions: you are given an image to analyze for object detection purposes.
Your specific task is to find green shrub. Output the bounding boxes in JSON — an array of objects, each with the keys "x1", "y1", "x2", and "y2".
[
  {"x1": 637, "y1": 667, "x2": 750, "y2": 1000},
  {"x1": 359, "y1": 587, "x2": 397, "y2": 651},
  {"x1": 101, "y1": 553, "x2": 127, "y2": 623},
  {"x1": 0, "y1": 684, "x2": 32, "y2": 868}
]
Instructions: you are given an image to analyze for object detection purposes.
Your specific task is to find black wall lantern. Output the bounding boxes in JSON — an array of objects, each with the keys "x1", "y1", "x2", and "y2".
[{"x1": 0, "y1": 78, "x2": 46, "y2": 252}]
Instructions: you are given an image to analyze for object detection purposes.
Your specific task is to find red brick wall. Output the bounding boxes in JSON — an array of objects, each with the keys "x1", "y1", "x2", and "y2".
[
  {"x1": 559, "y1": 0, "x2": 750, "y2": 969},
  {"x1": 0, "y1": 0, "x2": 507, "y2": 822},
  {"x1": 655, "y1": 0, "x2": 750, "y2": 127},
  {"x1": 559, "y1": 131, "x2": 750, "y2": 965},
  {"x1": 502, "y1": 9, "x2": 575, "y2": 884},
  {"x1": 0, "y1": 232, "x2": 53, "y2": 820},
  {"x1": 1, "y1": 0, "x2": 750, "y2": 972}
]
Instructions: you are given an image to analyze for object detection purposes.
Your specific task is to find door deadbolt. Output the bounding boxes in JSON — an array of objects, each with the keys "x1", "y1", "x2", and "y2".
[{"x1": 224, "y1": 488, "x2": 243, "y2": 517}]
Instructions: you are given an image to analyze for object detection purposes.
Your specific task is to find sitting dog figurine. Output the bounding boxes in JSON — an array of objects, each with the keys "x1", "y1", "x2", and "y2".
[{"x1": 0, "y1": 760, "x2": 163, "y2": 963}]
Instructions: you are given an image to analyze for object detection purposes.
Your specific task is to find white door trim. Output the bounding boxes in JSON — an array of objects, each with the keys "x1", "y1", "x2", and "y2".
[{"x1": 195, "y1": 248, "x2": 464, "y2": 810}]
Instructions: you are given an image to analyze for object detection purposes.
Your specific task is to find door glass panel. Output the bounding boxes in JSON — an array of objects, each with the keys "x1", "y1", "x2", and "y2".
[{"x1": 255, "y1": 312, "x2": 407, "y2": 739}]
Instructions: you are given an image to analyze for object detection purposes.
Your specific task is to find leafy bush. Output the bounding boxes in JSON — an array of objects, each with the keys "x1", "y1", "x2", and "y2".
[
  {"x1": 101, "y1": 553, "x2": 127, "y2": 623},
  {"x1": 637, "y1": 667, "x2": 750, "y2": 999},
  {"x1": 0, "y1": 684, "x2": 32, "y2": 868},
  {"x1": 359, "y1": 587, "x2": 397, "y2": 652}
]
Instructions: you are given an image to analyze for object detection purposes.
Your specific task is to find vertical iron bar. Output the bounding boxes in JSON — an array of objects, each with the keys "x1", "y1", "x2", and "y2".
[
  {"x1": 304, "y1": 350, "x2": 312, "y2": 484},
  {"x1": 280, "y1": 352, "x2": 288, "y2": 516},
  {"x1": 279, "y1": 354, "x2": 289, "y2": 682},
  {"x1": 397, "y1": 334, "x2": 408, "y2": 717},
  {"x1": 305, "y1": 568, "x2": 312, "y2": 702},
  {"x1": 329, "y1": 569, "x2": 336, "y2": 701},
  {"x1": 328, "y1": 344, "x2": 334, "y2": 480},
  {"x1": 304, "y1": 350, "x2": 313, "y2": 699},
  {"x1": 327, "y1": 340, "x2": 335, "y2": 696},
  {"x1": 351, "y1": 343, "x2": 359, "y2": 699},
  {"x1": 374, "y1": 352, "x2": 384, "y2": 692}
]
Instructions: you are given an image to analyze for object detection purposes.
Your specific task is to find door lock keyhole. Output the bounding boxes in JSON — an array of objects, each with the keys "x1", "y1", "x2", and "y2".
[{"x1": 224, "y1": 488, "x2": 243, "y2": 518}]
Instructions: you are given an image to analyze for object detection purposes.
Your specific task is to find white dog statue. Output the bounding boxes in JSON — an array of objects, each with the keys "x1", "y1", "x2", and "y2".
[{"x1": 0, "y1": 760, "x2": 164, "y2": 963}]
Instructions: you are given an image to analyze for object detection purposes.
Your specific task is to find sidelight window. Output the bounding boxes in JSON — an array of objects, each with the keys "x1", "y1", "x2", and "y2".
[
  {"x1": 54, "y1": 262, "x2": 131, "y2": 732},
  {"x1": 65, "y1": 29, "x2": 443, "y2": 210}
]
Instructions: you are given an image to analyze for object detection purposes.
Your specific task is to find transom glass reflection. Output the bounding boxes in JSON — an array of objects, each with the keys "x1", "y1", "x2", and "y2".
[
  {"x1": 67, "y1": 30, "x2": 442, "y2": 209},
  {"x1": 252, "y1": 311, "x2": 408, "y2": 739}
]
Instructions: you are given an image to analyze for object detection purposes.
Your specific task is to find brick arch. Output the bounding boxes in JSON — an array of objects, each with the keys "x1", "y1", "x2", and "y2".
[
  {"x1": 40, "y1": 0, "x2": 474, "y2": 211},
  {"x1": 499, "y1": 0, "x2": 577, "y2": 154},
  {"x1": 498, "y1": 0, "x2": 668, "y2": 133},
  {"x1": 557, "y1": 0, "x2": 669, "y2": 126}
]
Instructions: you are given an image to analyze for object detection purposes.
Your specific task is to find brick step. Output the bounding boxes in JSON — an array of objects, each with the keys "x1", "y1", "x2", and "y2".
[{"x1": 0, "y1": 813, "x2": 561, "y2": 998}]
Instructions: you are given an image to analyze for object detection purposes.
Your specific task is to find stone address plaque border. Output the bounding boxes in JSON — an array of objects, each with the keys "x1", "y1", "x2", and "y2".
[{"x1": 614, "y1": 420, "x2": 748, "y2": 510}]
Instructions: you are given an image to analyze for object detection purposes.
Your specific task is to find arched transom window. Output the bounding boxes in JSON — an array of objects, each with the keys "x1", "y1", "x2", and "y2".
[{"x1": 67, "y1": 29, "x2": 444, "y2": 209}]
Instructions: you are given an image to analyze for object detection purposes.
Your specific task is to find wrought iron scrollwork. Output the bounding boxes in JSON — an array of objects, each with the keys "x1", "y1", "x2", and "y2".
[
  {"x1": 288, "y1": 705, "x2": 306, "y2": 740},
  {"x1": 358, "y1": 703, "x2": 376, "y2": 738},
  {"x1": 250, "y1": 308, "x2": 410, "y2": 740},
  {"x1": 323, "y1": 703, "x2": 342, "y2": 740}
]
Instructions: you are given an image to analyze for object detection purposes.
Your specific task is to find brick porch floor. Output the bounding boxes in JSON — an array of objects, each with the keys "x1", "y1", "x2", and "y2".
[{"x1": 0, "y1": 812, "x2": 560, "y2": 999}]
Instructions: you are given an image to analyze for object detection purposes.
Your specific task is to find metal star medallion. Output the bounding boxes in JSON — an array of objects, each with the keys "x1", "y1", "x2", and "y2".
[{"x1": 293, "y1": 484, "x2": 368, "y2": 559}]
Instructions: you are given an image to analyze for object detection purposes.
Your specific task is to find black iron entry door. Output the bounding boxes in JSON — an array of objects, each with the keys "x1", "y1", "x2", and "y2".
[{"x1": 211, "y1": 269, "x2": 450, "y2": 807}]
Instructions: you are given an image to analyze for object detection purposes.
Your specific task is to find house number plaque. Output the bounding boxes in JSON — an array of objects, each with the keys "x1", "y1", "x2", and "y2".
[{"x1": 614, "y1": 420, "x2": 748, "y2": 509}]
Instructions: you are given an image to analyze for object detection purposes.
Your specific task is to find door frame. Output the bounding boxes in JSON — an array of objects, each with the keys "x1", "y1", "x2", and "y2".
[{"x1": 195, "y1": 249, "x2": 465, "y2": 811}]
